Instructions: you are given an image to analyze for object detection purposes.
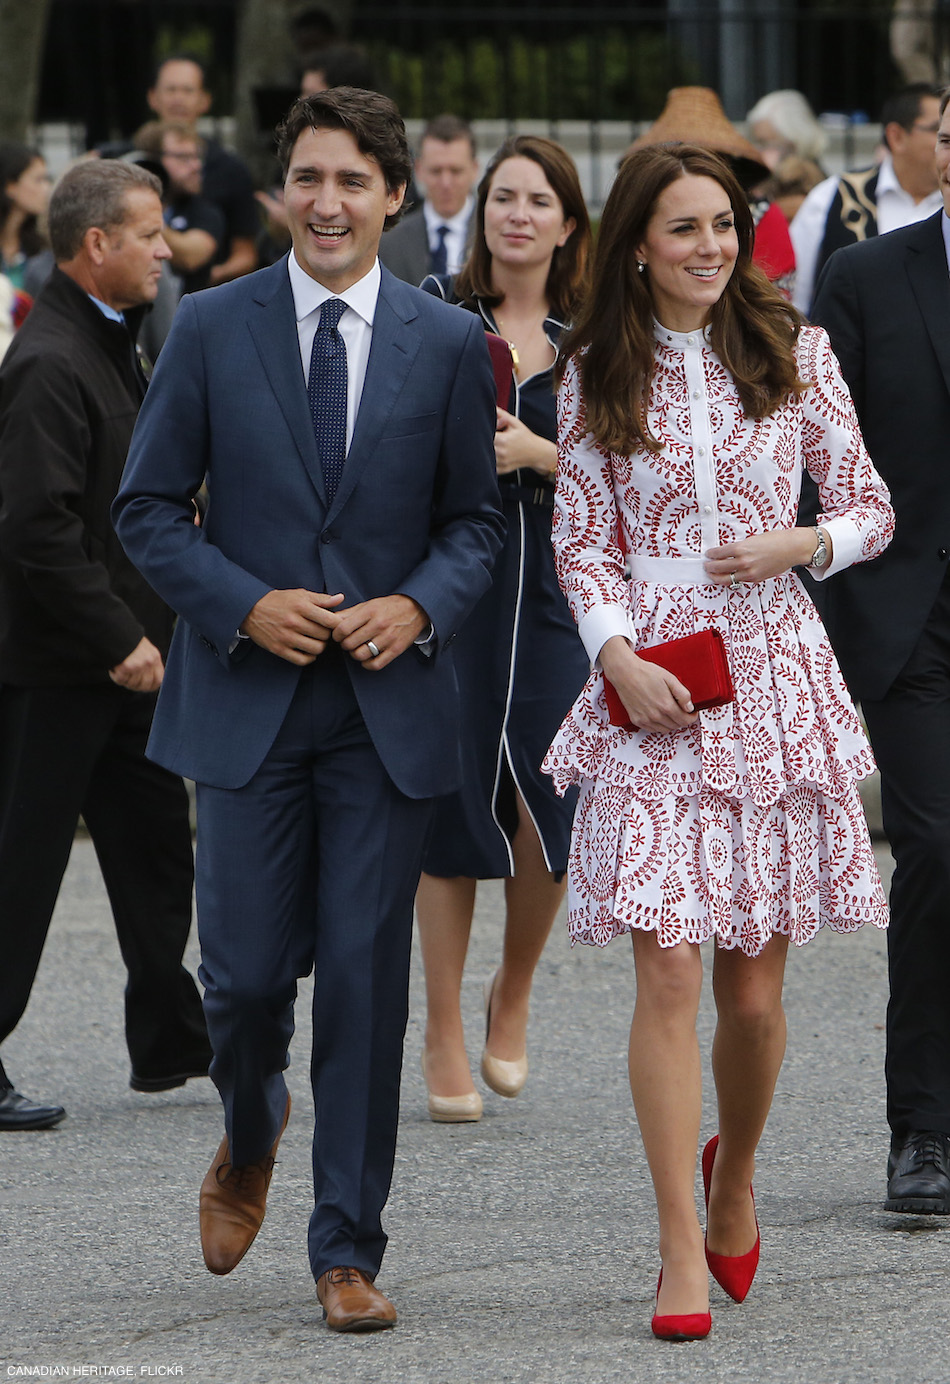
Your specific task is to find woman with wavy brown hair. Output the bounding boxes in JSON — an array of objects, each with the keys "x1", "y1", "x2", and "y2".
[
  {"x1": 416, "y1": 136, "x2": 591, "y2": 1123},
  {"x1": 543, "y1": 144, "x2": 893, "y2": 1339}
]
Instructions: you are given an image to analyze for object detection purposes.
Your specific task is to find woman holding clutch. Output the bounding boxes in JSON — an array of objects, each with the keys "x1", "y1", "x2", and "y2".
[
  {"x1": 416, "y1": 137, "x2": 591, "y2": 1122},
  {"x1": 542, "y1": 144, "x2": 892, "y2": 1339}
]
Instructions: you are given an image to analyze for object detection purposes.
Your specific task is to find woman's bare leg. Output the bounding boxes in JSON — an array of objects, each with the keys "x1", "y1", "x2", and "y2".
[
  {"x1": 486, "y1": 790, "x2": 567, "y2": 1061},
  {"x1": 629, "y1": 931, "x2": 709, "y2": 1316},
  {"x1": 415, "y1": 872, "x2": 478, "y2": 1096},
  {"x1": 707, "y1": 933, "x2": 789, "y2": 1256}
]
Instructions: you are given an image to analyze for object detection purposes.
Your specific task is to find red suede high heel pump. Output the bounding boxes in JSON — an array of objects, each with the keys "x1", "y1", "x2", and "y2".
[
  {"x1": 650, "y1": 1270, "x2": 712, "y2": 1342},
  {"x1": 702, "y1": 1134, "x2": 760, "y2": 1303}
]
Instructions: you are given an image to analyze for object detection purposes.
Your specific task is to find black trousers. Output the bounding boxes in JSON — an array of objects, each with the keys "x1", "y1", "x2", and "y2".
[
  {"x1": 861, "y1": 576, "x2": 950, "y2": 1142},
  {"x1": 0, "y1": 681, "x2": 210, "y2": 1085}
]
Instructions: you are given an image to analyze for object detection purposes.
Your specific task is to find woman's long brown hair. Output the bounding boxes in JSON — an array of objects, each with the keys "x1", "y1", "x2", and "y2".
[
  {"x1": 556, "y1": 143, "x2": 808, "y2": 454},
  {"x1": 455, "y1": 135, "x2": 591, "y2": 322}
]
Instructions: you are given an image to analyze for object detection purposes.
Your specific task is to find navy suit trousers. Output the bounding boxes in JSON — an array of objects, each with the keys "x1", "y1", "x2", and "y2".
[{"x1": 194, "y1": 647, "x2": 433, "y2": 1281}]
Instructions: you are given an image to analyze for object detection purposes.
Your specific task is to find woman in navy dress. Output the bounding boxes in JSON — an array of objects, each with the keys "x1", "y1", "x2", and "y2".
[{"x1": 416, "y1": 137, "x2": 592, "y2": 1121}]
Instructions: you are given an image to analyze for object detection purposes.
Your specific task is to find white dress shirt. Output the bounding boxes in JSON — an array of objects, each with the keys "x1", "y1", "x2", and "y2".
[
  {"x1": 942, "y1": 207, "x2": 950, "y2": 273},
  {"x1": 423, "y1": 196, "x2": 474, "y2": 276},
  {"x1": 287, "y1": 251, "x2": 380, "y2": 454},
  {"x1": 790, "y1": 153, "x2": 943, "y2": 313},
  {"x1": 285, "y1": 249, "x2": 435, "y2": 650}
]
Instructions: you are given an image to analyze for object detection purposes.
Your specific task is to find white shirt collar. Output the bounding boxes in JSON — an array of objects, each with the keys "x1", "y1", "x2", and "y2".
[
  {"x1": 423, "y1": 194, "x2": 474, "y2": 236},
  {"x1": 942, "y1": 209, "x2": 950, "y2": 274},
  {"x1": 287, "y1": 250, "x2": 381, "y2": 328}
]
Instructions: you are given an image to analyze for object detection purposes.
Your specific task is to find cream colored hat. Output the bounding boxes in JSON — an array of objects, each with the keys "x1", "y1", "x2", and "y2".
[{"x1": 629, "y1": 86, "x2": 770, "y2": 189}]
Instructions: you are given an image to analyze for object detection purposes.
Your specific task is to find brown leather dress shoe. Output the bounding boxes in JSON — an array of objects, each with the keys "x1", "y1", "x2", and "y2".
[
  {"x1": 199, "y1": 1094, "x2": 291, "y2": 1275},
  {"x1": 316, "y1": 1267, "x2": 397, "y2": 1332}
]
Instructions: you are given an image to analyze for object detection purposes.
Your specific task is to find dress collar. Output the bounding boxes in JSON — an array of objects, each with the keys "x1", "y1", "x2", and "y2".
[{"x1": 653, "y1": 318, "x2": 712, "y2": 348}]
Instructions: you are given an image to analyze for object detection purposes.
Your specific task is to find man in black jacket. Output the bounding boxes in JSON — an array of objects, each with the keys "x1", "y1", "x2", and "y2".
[
  {"x1": 808, "y1": 89, "x2": 950, "y2": 1212},
  {"x1": 0, "y1": 159, "x2": 212, "y2": 1129}
]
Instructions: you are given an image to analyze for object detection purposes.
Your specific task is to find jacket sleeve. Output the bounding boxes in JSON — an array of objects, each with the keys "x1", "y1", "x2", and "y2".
[
  {"x1": 391, "y1": 312, "x2": 505, "y2": 646},
  {"x1": 0, "y1": 352, "x2": 144, "y2": 667},
  {"x1": 113, "y1": 294, "x2": 272, "y2": 660}
]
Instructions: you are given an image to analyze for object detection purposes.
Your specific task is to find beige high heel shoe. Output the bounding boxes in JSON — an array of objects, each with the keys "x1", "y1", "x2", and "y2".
[
  {"x1": 420, "y1": 1051, "x2": 482, "y2": 1123},
  {"x1": 480, "y1": 973, "x2": 528, "y2": 1098}
]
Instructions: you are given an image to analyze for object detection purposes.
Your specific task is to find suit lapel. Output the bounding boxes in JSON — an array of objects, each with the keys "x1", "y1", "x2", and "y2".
[
  {"x1": 246, "y1": 260, "x2": 327, "y2": 506},
  {"x1": 904, "y1": 213, "x2": 950, "y2": 401},
  {"x1": 327, "y1": 271, "x2": 421, "y2": 517}
]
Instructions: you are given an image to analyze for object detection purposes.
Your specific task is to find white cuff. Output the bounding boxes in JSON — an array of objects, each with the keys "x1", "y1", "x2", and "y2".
[
  {"x1": 577, "y1": 603, "x2": 631, "y2": 668},
  {"x1": 808, "y1": 517, "x2": 861, "y2": 581}
]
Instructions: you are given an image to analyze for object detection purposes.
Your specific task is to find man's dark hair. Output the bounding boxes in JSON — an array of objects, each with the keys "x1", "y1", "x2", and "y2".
[
  {"x1": 880, "y1": 82, "x2": 942, "y2": 146},
  {"x1": 420, "y1": 113, "x2": 476, "y2": 160},
  {"x1": 276, "y1": 87, "x2": 412, "y2": 228},
  {"x1": 48, "y1": 159, "x2": 161, "y2": 261},
  {"x1": 939, "y1": 85, "x2": 950, "y2": 119}
]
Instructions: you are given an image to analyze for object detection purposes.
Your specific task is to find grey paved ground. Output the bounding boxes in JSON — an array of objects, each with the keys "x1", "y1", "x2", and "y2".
[{"x1": 1, "y1": 835, "x2": 948, "y2": 1384}]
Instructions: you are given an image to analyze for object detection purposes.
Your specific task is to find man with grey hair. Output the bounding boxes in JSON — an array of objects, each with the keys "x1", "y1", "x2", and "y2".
[{"x1": 0, "y1": 159, "x2": 212, "y2": 1130}]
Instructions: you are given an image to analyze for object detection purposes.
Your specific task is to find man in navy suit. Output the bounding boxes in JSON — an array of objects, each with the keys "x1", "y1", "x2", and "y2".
[
  {"x1": 114, "y1": 88, "x2": 503, "y2": 1331},
  {"x1": 808, "y1": 89, "x2": 950, "y2": 1213}
]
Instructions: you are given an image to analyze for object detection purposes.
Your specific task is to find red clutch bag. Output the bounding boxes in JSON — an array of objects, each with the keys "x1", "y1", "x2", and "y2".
[{"x1": 604, "y1": 628, "x2": 734, "y2": 730}]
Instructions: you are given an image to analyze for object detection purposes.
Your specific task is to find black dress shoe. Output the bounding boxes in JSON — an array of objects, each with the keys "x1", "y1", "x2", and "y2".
[
  {"x1": 885, "y1": 1131, "x2": 950, "y2": 1213},
  {"x1": 0, "y1": 1085, "x2": 66, "y2": 1130}
]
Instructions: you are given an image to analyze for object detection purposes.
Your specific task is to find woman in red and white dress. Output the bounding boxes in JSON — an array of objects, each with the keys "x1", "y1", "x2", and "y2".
[{"x1": 542, "y1": 144, "x2": 893, "y2": 1341}]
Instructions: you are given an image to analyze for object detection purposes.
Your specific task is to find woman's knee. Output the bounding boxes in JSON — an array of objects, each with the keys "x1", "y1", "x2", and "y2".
[{"x1": 633, "y1": 934, "x2": 703, "y2": 1013}]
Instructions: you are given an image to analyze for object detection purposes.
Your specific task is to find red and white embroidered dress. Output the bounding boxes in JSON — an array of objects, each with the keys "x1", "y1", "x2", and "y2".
[{"x1": 542, "y1": 323, "x2": 894, "y2": 956}]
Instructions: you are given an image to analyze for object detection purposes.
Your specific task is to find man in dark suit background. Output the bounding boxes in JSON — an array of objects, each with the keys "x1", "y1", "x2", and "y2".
[
  {"x1": 0, "y1": 159, "x2": 212, "y2": 1131},
  {"x1": 809, "y1": 87, "x2": 950, "y2": 1213},
  {"x1": 378, "y1": 113, "x2": 478, "y2": 285},
  {"x1": 114, "y1": 88, "x2": 503, "y2": 1331}
]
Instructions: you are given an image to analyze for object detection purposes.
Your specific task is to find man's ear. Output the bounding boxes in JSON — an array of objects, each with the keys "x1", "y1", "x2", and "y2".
[
  {"x1": 83, "y1": 225, "x2": 110, "y2": 266},
  {"x1": 386, "y1": 182, "x2": 407, "y2": 218}
]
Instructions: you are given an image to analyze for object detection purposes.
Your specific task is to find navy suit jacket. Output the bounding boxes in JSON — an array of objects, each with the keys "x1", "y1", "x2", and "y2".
[
  {"x1": 806, "y1": 211, "x2": 950, "y2": 701},
  {"x1": 114, "y1": 258, "x2": 504, "y2": 795}
]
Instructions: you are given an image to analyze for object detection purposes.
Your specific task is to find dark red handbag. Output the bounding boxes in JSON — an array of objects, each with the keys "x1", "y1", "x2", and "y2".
[{"x1": 604, "y1": 628, "x2": 734, "y2": 730}]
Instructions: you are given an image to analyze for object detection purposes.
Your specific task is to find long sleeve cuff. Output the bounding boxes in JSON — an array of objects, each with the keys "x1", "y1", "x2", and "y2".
[{"x1": 578, "y1": 602, "x2": 631, "y2": 668}]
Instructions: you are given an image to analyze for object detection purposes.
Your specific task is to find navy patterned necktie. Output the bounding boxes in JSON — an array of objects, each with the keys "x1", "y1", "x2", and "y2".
[
  {"x1": 431, "y1": 224, "x2": 450, "y2": 276},
  {"x1": 307, "y1": 298, "x2": 348, "y2": 504}
]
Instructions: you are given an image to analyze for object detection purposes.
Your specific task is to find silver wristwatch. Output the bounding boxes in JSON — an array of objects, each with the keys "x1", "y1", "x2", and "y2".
[{"x1": 809, "y1": 526, "x2": 829, "y2": 570}]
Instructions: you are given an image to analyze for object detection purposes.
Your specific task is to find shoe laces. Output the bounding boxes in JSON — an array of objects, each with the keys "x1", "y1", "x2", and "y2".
[
  {"x1": 326, "y1": 1266, "x2": 365, "y2": 1287},
  {"x1": 216, "y1": 1154, "x2": 275, "y2": 1192},
  {"x1": 903, "y1": 1134, "x2": 950, "y2": 1173}
]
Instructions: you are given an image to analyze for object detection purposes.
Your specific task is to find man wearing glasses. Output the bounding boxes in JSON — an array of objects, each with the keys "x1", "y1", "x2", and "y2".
[{"x1": 791, "y1": 83, "x2": 943, "y2": 315}]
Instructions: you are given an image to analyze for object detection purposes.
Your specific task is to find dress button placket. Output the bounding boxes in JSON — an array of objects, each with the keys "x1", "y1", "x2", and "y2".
[{"x1": 684, "y1": 341, "x2": 719, "y2": 559}]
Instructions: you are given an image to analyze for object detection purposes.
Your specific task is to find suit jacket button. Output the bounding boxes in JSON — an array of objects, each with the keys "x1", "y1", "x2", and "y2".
[
  {"x1": 321, "y1": 530, "x2": 337, "y2": 544},
  {"x1": 939, "y1": 548, "x2": 948, "y2": 561}
]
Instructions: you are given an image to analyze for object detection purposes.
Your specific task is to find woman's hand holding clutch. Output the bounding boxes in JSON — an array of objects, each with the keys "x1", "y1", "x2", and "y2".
[{"x1": 600, "y1": 636, "x2": 698, "y2": 734}]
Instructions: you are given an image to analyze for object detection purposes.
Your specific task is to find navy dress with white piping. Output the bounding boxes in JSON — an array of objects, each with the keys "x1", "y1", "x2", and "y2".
[{"x1": 421, "y1": 278, "x2": 588, "y2": 878}]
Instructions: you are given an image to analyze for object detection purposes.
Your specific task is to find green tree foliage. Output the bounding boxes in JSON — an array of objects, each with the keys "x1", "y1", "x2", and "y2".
[{"x1": 372, "y1": 28, "x2": 696, "y2": 121}]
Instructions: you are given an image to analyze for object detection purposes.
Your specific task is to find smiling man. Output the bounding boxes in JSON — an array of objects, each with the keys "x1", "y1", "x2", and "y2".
[{"x1": 114, "y1": 88, "x2": 503, "y2": 1331}]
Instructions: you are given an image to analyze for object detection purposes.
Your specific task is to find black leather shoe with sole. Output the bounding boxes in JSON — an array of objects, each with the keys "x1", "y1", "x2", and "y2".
[
  {"x1": 0, "y1": 1085, "x2": 66, "y2": 1130},
  {"x1": 885, "y1": 1131, "x2": 950, "y2": 1213}
]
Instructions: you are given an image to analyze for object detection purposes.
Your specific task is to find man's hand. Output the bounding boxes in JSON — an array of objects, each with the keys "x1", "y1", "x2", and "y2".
[
  {"x1": 241, "y1": 589, "x2": 345, "y2": 665},
  {"x1": 332, "y1": 594, "x2": 428, "y2": 670},
  {"x1": 109, "y1": 636, "x2": 165, "y2": 692}
]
